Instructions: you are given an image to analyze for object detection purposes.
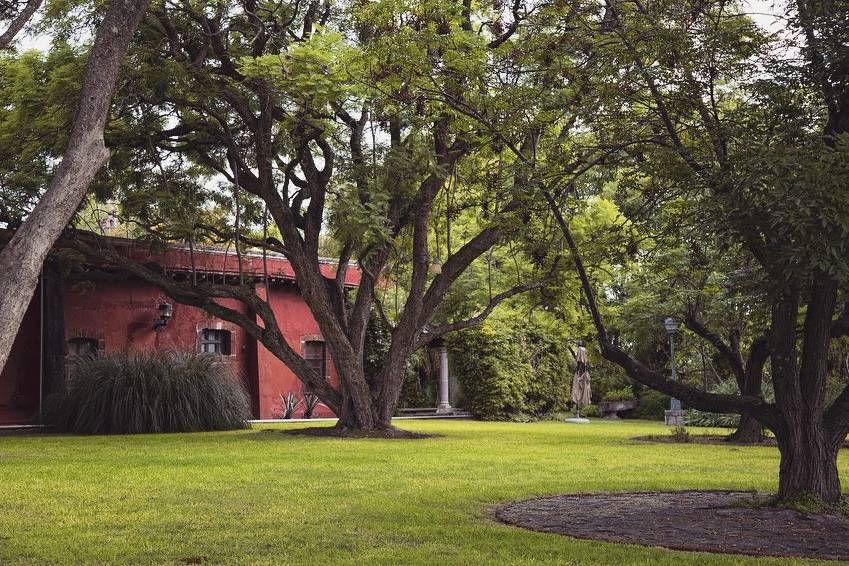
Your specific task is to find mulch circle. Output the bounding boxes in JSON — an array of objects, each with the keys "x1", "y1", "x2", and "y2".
[
  {"x1": 495, "y1": 491, "x2": 849, "y2": 560},
  {"x1": 631, "y1": 435, "x2": 849, "y2": 449},
  {"x1": 631, "y1": 434, "x2": 777, "y2": 446}
]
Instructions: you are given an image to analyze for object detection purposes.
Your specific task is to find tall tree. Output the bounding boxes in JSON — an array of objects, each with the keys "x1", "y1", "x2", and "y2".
[
  {"x1": 0, "y1": 0, "x2": 150, "y2": 374},
  {"x1": 76, "y1": 0, "x2": 551, "y2": 434},
  {"x1": 543, "y1": 0, "x2": 849, "y2": 503},
  {"x1": 433, "y1": 0, "x2": 849, "y2": 501}
]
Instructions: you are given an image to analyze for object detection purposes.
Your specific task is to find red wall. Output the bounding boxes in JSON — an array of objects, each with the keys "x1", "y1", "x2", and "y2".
[
  {"x1": 65, "y1": 278, "x2": 253, "y2": 369},
  {"x1": 0, "y1": 293, "x2": 41, "y2": 425},
  {"x1": 62, "y1": 277, "x2": 339, "y2": 420},
  {"x1": 0, "y1": 257, "x2": 348, "y2": 424},
  {"x1": 254, "y1": 283, "x2": 338, "y2": 419}
]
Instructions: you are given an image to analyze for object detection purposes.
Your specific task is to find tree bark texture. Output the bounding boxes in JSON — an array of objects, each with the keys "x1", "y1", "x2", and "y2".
[
  {"x1": 0, "y1": 0, "x2": 150, "y2": 376},
  {"x1": 776, "y1": 414, "x2": 841, "y2": 502},
  {"x1": 770, "y1": 277, "x2": 843, "y2": 503},
  {"x1": 728, "y1": 416, "x2": 763, "y2": 444}
]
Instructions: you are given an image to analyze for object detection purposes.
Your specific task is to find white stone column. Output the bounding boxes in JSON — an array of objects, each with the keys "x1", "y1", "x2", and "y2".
[{"x1": 436, "y1": 344, "x2": 451, "y2": 413}]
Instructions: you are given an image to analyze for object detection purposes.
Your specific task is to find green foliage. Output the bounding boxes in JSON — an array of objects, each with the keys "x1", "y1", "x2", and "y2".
[
  {"x1": 590, "y1": 360, "x2": 634, "y2": 403},
  {"x1": 363, "y1": 308, "x2": 392, "y2": 381},
  {"x1": 601, "y1": 387, "x2": 635, "y2": 403},
  {"x1": 579, "y1": 403, "x2": 600, "y2": 418},
  {"x1": 0, "y1": 46, "x2": 83, "y2": 220},
  {"x1": 364, "y1": 308, "x2": 429, "y2": 407},
  {"x1": 397, "y1": 363, "x2": 433, "y2": 408},
  {"x1": 632, "y1": 390, "x2": 671, "y2": 421},
  {"x1": 686, "y1": 410, "x2": 739, "y2": 429},
  {"x1": 687, "y1": 380, "x2": 775, "y2": 428},
  {"x1": 448, "y1": 324, "x2": 527, "y2": 420},
  {"x1": 45, "y1": 351, "x2": 251, "y2": 434},
  {"x1": 670, "y1": 426, "x2": 691, "y2": 443},
  {"x1": 447, "y1": 320, "x2": 570, "y2": 420}
]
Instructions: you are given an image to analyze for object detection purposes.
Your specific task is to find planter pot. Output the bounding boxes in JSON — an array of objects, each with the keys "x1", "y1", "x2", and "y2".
[{"x1": 598, "y1": 400, "x2": 638, "y2": 419}]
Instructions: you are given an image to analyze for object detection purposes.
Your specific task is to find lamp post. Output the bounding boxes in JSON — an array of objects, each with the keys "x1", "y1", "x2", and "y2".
[{"x1": 664, "y1": 317, "x2": 685, "y2": 425}]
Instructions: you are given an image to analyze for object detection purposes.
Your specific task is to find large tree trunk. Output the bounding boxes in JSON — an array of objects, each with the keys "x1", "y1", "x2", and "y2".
[
  {"x1": 726, "y1": 335, "x2": 769, "y2": 444},
  {"x1": 728, "y1": 415, "x2": 764, "y2": 444},
  {"x1": 775, "y1": 418, "x2": 841, "y2": 503},
  {"x1": 335, "y1": 366, "x2": 380, "y2": 432},
  {"x1": 770, "y1": 277, "x2": 842, "y2": 503},
  {"x1": 0, "y1": 0, "x2": 150, "y2": 376}
]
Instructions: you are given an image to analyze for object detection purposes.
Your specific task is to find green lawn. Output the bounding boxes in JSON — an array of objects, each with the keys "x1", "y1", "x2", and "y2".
[{"x1": 1, "y1": 419, "x2": 844, "y2": 565}]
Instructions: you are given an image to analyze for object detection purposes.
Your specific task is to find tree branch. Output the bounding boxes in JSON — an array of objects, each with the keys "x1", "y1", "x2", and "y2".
[
  {"x1": 684, "y1": 313, "x2": 745, "y2": 382},
  {"x1": 415, "y1": 279, "x2": 544, "y2": 348},
  {"x1": 545, "y1": 189, "x2": 776, "y2": 426},
  {"x1": 0, "y1": 0, "x2": 42, "y2": 49}
]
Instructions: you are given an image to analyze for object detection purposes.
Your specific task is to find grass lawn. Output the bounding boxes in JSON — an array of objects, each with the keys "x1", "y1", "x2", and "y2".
[{"x1": 1, "y1": 419, "x2": 845, "y2": 565}]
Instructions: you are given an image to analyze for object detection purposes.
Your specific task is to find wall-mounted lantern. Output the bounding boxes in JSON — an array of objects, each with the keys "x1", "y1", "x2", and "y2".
[{"x1": 154, "y1": 302, "x2": 173, "y2": 331}]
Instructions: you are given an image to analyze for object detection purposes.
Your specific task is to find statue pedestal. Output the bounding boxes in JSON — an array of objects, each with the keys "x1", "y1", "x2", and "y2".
[
  {"x1": 664, "y1": 410, "x2": 687, "y2": 426},
  {"x1": 436, "y1": 403, "x2": 452, "y2": 414}
]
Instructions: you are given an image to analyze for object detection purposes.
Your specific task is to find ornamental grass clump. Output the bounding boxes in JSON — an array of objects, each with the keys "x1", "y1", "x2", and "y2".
[{"x1": 45, "y1": 351, "x2": 251, "y2": 434}]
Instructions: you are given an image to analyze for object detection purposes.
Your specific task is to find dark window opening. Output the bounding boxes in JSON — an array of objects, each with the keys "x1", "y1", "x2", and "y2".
[
  {"x1": 67, "y1": 337, "x2": 98, "y2": 360},
  {"x1": 303, "y1": 340, "x2": 326, "y2": 379},
  {"x1": 200, "y1": 329, "x2": 232, "y2": 355},
  {"x1": 66, "y1": 337, "x2": 99, "y2": 378}
]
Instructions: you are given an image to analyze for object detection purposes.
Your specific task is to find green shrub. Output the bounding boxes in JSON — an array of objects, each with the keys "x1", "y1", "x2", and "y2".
[
  {"x1": 581, "y1": 404, "x2": 600, "y2": 418},
  {"x1": 601, "y1": 387, "x2": 635, "y2": 402},
  {"x1": 45, "y1": 351, "x2": 251, "y2": 434},
  {"x1": 396, "y1": 351, "x2": 432, "y2": 408},
  {"x1": 631, "y1": 389, "x2": 670, "y2": 421},
  {"x1": 447, "y1": 321, "x2": 570, "y2": 420},
  {"x1": 686, "y1": 379, "x2": 775, "y2": 428},
  {"x1": 686, "y1": 410, "x2": 739, "y2": 428},
  {"x1": 670, "y1": 425, "x2": 691, "y2": 443},
  {"x1": 587, "y1": 360, "x2": 633, "y2": 404},
  {"x1": 523, "y1": 326, "x2": 572, "y2": 415},
  {"x1": 448, "y1": 324, "x2": 527, "y2": 419}
]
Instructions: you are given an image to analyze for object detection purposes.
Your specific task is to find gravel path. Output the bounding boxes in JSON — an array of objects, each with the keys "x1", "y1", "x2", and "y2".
[{"x1": 496, "y1": 491, "x2": 849, "y2": 560}]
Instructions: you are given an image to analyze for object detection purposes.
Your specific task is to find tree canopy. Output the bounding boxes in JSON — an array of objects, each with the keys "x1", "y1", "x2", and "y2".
[{"x1": 1, "y1": 0, "x2": 848, "y2": 503}]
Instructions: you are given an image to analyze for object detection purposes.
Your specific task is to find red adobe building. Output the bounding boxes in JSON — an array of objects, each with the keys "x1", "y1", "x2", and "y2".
[{"x1": 0, "y1": 240, "x2": 360, "y2": 425}]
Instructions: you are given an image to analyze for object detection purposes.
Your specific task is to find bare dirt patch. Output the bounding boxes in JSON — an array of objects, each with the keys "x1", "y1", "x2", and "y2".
[{"x1": 496, "y1": 491, "x2": 849, "y2": 560}]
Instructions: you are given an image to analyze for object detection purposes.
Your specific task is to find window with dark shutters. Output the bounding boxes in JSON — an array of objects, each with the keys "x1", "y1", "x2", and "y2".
[
  {"x1": 67, "y1": 337, "x2": 99, "y2": 360},
  {"x1": 303, "y1": 340, "x2": 326, "y2": 378},
  {"x1": 199, "y1": 329, "x2": 232, "y2": 355}
]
